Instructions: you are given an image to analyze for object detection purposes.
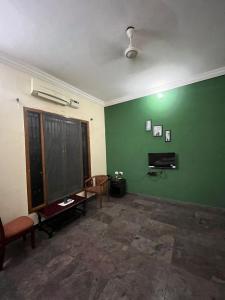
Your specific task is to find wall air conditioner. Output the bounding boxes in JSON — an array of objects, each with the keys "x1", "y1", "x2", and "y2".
[{"x1": 31, "y1": 78, "x2": 79, "y2": 108}]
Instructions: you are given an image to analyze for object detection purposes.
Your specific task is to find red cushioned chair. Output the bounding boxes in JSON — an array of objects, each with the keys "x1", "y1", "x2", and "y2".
[{"x1": 0, "y1": 216, "x2": 35, "y2": 271}]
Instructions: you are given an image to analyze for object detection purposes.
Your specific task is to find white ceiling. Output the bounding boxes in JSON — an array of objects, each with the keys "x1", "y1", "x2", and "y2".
[{"x1": 0, "y1": 0, "x2": 225, "y2": 104}]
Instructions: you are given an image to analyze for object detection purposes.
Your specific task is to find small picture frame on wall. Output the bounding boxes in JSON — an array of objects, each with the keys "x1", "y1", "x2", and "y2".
[
  {"x1": 153, "y1": 125, "x2": 163, "y2": 137},
  {"x1": 165, "y1": 130, "x2": 171, "y2": 142},
  {"x1": 145, "y1": 120, "x2": 152, "y2": 131}
]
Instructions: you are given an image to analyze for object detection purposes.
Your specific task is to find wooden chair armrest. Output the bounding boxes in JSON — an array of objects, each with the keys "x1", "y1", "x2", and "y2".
[
  {"x1": 99, "y1": 178, "x2": 108, "y2": 186},
  {"x1": 85, "y1": 177, "x2": 93, "y2": 187}
]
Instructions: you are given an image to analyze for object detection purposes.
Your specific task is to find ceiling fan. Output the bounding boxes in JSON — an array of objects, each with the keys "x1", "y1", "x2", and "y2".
[
  {"x1": 89, "y1": 25, "x2": 170, "y2": 65},
  {"x1": 125, "y1": 26, "x2": 138, "y2": 59}
]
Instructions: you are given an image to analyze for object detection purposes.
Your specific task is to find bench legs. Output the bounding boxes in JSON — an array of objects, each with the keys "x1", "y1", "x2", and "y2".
[
  {"x1": 23, "y1": 229, "x2": 35, "y2": 249},
  {"x1": 31, "y1": 228, "x2": 35, "y2": 249},
  {"x1": 0, "y1": 244, "x2": 5, "y2": 271},
  {"x1": 0, "y1": 227, "x2": 35, "y2": 271}
]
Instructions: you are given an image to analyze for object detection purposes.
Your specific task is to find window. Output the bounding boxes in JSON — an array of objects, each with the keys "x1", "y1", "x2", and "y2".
[{"x1": 24, "y1": 108, "x2": 91, "y2": 212}]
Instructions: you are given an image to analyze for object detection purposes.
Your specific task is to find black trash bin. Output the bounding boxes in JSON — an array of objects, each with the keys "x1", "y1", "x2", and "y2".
[{"x1": 110, "y1": 178, "x2": 126, "y2": 197}]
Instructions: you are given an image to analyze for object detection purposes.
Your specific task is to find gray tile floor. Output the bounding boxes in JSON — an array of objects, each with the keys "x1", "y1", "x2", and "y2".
[{"x1": 1, "y1": 194, "x2": 225, "y2": 299}]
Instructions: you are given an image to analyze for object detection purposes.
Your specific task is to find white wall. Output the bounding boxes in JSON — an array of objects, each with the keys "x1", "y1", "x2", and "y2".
[{"x1": 0, "y1": 62, "x2": 106, "y2": 223}]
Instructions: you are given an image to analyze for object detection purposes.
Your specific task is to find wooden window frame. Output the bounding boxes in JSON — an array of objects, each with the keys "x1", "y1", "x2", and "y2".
[{"x1": 23, "y1": 107, "x2": 91, "y2": 213}]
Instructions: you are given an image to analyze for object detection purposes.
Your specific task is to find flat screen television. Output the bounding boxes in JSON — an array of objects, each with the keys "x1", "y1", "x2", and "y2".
[{"x1": 148, "y1": 152, "x2": 176, "y2": 169}]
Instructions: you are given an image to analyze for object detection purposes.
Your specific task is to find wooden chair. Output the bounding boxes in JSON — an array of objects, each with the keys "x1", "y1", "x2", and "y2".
[
  {"x1": 84, "y1": 175, "x2": 109, "y2": 208},
  {"x1": 0, "y1": 216, "x2": 35, "y2": 271}
]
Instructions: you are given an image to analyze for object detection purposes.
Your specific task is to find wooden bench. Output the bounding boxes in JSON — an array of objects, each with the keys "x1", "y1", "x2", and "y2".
[{"x1": 37, "y1": 194, "x2": 87, "y2": 238}]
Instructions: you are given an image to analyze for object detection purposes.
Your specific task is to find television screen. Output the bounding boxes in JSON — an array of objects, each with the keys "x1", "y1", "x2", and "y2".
[{"x1": 148, "y1": 152, "x2": 176, "y2": 169}]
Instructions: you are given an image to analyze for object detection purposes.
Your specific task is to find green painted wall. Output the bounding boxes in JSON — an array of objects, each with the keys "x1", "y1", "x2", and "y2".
[{"x1": 105, "y1": 75, "x2": 225, "y2": 208}]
